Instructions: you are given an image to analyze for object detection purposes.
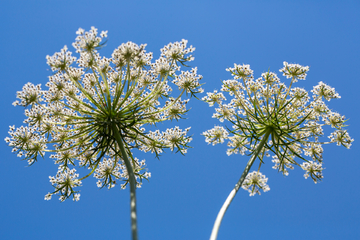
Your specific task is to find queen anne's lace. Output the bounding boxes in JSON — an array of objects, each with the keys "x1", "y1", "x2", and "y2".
[
  {"x1": 203, "y1": 62, "x2": 353, "y2": 196},
  {"x1": 242, "y1": 171, "x2": 270, "y2": 196},
  {"x1": 5, "y1": 27, "x2": 203, "y2": 201}
]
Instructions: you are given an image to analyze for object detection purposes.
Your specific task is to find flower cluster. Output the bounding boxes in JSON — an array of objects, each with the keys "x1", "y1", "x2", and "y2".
[
  {"x1": 5, "y1": 27, "x2": 203, "y2": 201},
  {"x1": 241, "y1": 171, "x2": 270, "y2": 196},
  {"x1": 203, "y1": 62, "x2": 353, "y2": 196},
  {"x1": 45, "y1": 167, "x2": 82, "y2": 201}
]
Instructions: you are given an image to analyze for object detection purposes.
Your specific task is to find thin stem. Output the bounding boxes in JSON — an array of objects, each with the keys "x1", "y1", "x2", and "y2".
[
  {"x1": 112, "y1": 123, "x2": 138, "y2": 240},
  {"x1": 209, "y1": 129, "x2": 271, "y2": 240}
]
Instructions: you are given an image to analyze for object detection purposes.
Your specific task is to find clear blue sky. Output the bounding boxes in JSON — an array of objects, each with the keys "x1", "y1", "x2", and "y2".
[{"x1": 1, "y1": 1, "x2": 359, "y2": 239}]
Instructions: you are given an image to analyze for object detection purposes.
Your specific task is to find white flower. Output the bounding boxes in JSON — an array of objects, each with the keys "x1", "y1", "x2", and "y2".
[
  {"x1": 261, "y1": 71, "x2": 280, "y2": 85},
  {"x1": 44, "y1": 193, "x2": 52, "y2": 201},
  {"x1": 242, "y1": 171, "x2": 270, "y2": 196},
  {"x1": 6, "y1": 27, "x2": 202, "y2": 201},
  {"x1": 74, "y1": 193, "x2": 80, "y2": 201},
  {"x1": 202, "y1": 90, "x2": 226, "y2": 107},
  {"x1": 203, "y1": 126, "x2": 229, "y2": 146},
  {"x1": 13, "y1": 83, "x2": 43, "y2": 108},
  {"x1": 162, "y1": 127, "x2": 192, "y2": 153},
  {"x1": 213, "y1": 104, "x2": 236, "y2": 122},
  {"x1": 221, "y1": 80, "x2": 244, "y2": 95},
  {"x1": 301, "y1": 161, "x2": 324, "y2": 183},
  {"x1": 49, "y1": 167, "x2": 82, "y2": 201},
  {"x1": 329, "y1": 130, "x2": 353, "y2": 149},
  {"x1": 226, "y1": 64, "x2": 253, "y2": 81},
  {"x1": 206, "y1": 61, "x2": 351, "y2": 240},
  {"x1": 94, "y1": 158, "x2": 123, "y2": 189},
  {"x1": 172, "y1": 67, "x2": 203, "y2": 96},
  {"x1": 279, "y1": 61, "x2": 309, "y2": 81},
  {"x1": 311, "y1": 81, "x2": 341, "y2": 101},
  {"x1": 204, "y1": 62, "x2": 353, "y2": 190},
  {"x1": 226, "y1": 135, "x2": 248, "y2": 156},
  {"x1": 46, "y1": 45, "x2": 77, "y2": 72},
  {"x1": 161, "y1": 39, "x2": 195, "y2": 63},
  {"x1": 325, "y1": 112, "x2": 346, "y2": 129},
  {"x1": 272, "y1": 155, "x2": 294, "y2": 176}
]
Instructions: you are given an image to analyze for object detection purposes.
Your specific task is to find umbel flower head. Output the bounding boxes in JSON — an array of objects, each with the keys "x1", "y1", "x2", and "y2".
[
  {"x1": 203, "y1": 62, "x2": 353, "y2": 196},
  {"x1": 5, "y1": 27, "x2": 203, "y2": 202}
]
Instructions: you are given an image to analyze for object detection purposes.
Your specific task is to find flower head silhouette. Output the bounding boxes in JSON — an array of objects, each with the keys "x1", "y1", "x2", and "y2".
[
  {"x1": 203, "y1": 62, "x2": 353, "y2": 240},
  {"x1": 5, "y1": 27, "x2": 203, "y2": 240}
]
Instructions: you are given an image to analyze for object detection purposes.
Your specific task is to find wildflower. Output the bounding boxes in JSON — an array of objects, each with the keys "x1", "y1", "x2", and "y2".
[
  {"x1": 5, "y1": 27, "x2": 202, "y2": 240},
  {"x1": 204, "y1": 62, "x2": 353, "y2": 240},
  {"x1": 301, "y1": 161, "x2": 324, "y2": 183},
  {"x1": 279, "y1": 61, "x2": 309, "y2": 81},
  {"x1": 241, "y1": 171, "x2": 270, "y2": 196},
  {"x1": 203, "y1": 126, "x2": 229, "y2": 145}
]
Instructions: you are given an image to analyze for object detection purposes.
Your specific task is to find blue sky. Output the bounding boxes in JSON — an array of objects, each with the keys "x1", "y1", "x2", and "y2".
[{"x1": 1, "y1": 1, "x2": 359, "y2": 239}]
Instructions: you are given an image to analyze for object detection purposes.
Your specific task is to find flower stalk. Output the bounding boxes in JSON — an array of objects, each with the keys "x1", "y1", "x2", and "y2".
[
  {"x1": 210, "y1": 129, "x2": 271, "y2": 240},
  {"x1": 112, "y1": 123, "x2": 138, "y2": 240}
]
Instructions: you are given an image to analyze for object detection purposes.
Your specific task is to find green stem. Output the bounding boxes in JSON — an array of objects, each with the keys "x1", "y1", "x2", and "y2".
[
  {"x1": 112, "y1": 123, "x2": 138, "y2": 240},
  {"x1": 209, "y1": 129, "x2": 271, "y2": 240}
]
